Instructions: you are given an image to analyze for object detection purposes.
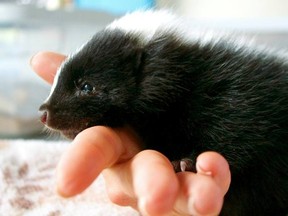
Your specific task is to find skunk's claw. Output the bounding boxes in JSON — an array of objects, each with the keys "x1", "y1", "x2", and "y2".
[{"x1": 172, "y1": 158, "x2": 195, "y2": 173}]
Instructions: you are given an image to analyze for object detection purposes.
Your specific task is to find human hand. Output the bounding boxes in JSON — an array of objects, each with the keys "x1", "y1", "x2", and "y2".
[{"x1": 31, "y1": 51, "x2": 231, "y2": 216}]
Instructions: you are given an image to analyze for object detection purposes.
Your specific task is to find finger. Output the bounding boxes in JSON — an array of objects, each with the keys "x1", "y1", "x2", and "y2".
[
  {"x1": 102, "y1": 162, "x2": 138, "y2": 208},
  {"x1": 131, "y1": 150, "x2": 179, "y2": 215},
  {"x1": 30, "y1": 51, "x2": 66, "y2": 84},
  {"x1": 103, "y1": 150, "x2": 179, "y2": 215},
  {"x1": 175, "y1": 172, "x2": 224, "y2": 216},
  {"x1": 196, "y1": 152, "x2": 231, "y2": 195},
  {"x1": 57, "y1": 126, "x2": 140, "y2": 197}
]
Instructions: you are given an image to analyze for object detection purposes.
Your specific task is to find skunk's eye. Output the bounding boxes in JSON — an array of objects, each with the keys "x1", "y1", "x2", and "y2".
[{"x1": 81, "y1": 83, "x2": 94, "y2": 94}]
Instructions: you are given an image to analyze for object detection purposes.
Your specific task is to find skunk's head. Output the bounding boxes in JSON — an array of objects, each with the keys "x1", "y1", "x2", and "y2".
[
  {"x1": 39, "y1": 30, "x2": 143, "y2": 139},
  {"x1": 39, "y1": 10, "x2": 178, "y2": 139}
]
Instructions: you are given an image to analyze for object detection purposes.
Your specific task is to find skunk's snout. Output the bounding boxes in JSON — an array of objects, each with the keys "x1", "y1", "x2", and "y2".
[
  {"x1": 40, "y1": 111, "x2": 48, "y2": 124},
  {"x1": 39, "y1": 103, "x2": 49, "y2": 125}
]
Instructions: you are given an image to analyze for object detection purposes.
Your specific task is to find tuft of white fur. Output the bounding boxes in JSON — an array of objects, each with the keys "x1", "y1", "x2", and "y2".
[
  {"x1": 45, "y1": 61, "x2": 66, "y2": 103},
  {"x1": 108, "y1": 11, "x2": 288, "y2": 61},
  {"x1": 106, "y1": 10, "x2": 254, "y2": 49},
  {"x1": 107, "y1": 10, "x2": 180, "y2": 45}
]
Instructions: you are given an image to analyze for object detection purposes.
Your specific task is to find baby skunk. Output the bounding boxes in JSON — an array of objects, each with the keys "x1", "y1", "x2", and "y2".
[{"x1": 39, "y1": 11, "x2": 288, "y2": 215}]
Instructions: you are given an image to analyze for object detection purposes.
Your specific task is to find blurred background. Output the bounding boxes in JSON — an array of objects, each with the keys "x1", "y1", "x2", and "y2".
[{"x1": 0, "y1": 0, "x2": 287, "y2": 139}]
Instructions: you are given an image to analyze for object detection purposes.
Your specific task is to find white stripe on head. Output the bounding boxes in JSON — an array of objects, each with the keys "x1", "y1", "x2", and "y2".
[
  {"x1": 106, "y1": 10, "x2": 179, "y2": 45},
  {"x1": 44, "y1": 59, "x2": 68, "y2": 103},
  {"x1": 105, "y1": 10, "x2": 224, "y2": 47}
]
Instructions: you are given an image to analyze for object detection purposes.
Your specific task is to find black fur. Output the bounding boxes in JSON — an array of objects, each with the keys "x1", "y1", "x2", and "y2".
[{"x1": 39, "y1": 26, "x2": 288, "y2": 215}]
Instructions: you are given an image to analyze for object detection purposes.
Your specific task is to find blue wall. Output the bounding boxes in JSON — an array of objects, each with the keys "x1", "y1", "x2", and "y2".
[{"x1": 75, "y1": 0, "x2": 155, "y2": 14}]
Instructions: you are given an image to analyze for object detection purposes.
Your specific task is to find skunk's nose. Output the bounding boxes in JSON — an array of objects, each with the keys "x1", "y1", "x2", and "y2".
[
  {"x1": 40, "y1": 111, "x2": 48, "y2": 124},
  {"x1": 39, "y1": 104, "x2": 49, "y2": 125}
]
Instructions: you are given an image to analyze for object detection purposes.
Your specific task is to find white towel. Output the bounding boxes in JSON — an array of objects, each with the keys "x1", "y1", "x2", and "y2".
[{"x1": 0, "y1": 140, "x2": 139, "y2": 216}]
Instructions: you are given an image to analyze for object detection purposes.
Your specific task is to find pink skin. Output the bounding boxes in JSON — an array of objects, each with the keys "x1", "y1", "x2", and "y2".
[{"x1": 31, "y1": 51, "x2": 231, "y2": 216}]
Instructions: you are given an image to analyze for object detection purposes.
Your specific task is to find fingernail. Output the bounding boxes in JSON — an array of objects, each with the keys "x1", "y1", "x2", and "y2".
[
  {"x1": 138, "y1": 198, "x2": 149, "y2": 216},
  {"x1": 196, "y1": 162, "x2": 213, "y2": 176},
  {"x1": 56, "y1": 167, "x2": 74, "y2": 198},
  {"x1": 29, "y1": 53, "x2": 38, "y2": 66},
  {"x1": 56, "y1": 183, "x2": 71, "y2": 198}
]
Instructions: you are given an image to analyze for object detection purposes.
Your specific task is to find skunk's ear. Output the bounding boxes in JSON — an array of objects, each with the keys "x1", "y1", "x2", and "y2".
[
  {"x1": 135, "y1": 58, "x2": 188, "y2": 113},
  {"x1": 133, "y1": 48, "x2": 145, "y2": 76},
  {"x1": 115, "y1": 43, "x2": 144, "y2": 80}
]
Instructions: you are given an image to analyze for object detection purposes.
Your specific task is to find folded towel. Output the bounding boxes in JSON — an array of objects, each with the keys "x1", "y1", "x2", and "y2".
[{"x1": 0, "y1": 140, "x2": 139, "y2": 216}]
